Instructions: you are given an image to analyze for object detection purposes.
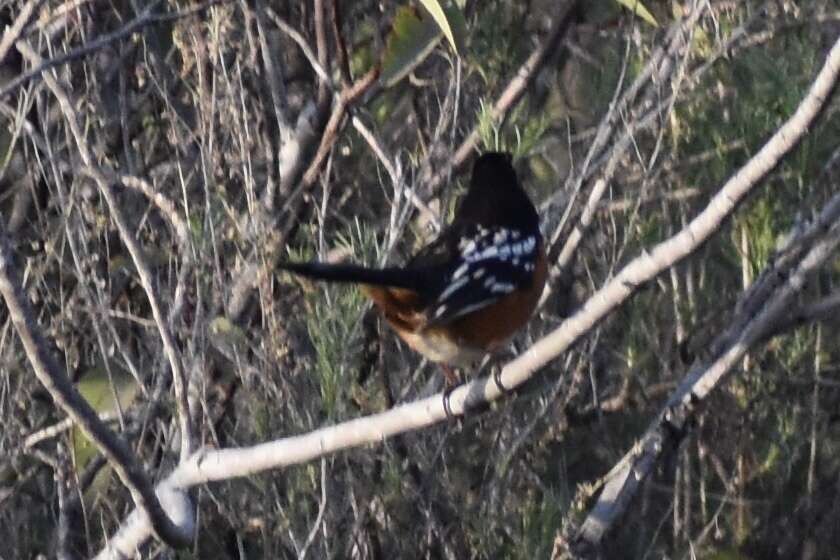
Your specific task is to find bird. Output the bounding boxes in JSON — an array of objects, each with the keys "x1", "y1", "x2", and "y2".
[{"x1": 277, "y1": 151, "x2": 547, "y2": 389}]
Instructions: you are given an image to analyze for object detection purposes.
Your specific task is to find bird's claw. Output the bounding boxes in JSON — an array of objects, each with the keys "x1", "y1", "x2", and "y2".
[{"x1": 493, "y1": 367, "x2": 510, "y2": 395}]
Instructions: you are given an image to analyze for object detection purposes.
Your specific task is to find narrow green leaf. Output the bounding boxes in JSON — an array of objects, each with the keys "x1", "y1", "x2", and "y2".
[
  {"x1": 614, "y1": 0, "x2": 658, "y2": 27},
  {"x1": 418, "y1": 0, "x2": 463, "y2": 55},
  {"x1": 380, "y1": 2, "x2": 466, "y2": 88},
  {"x1": 380, "y1": 6, "x2": 442, "y2": 88},
  {"x1": 72, "y1": 366, "x2": 139, "y2": 470},
  {"x1": 441, "y1": 1, "x2": 467, "y2": 55}
]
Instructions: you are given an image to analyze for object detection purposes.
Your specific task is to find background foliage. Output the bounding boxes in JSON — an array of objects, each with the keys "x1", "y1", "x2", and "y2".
[{"x1": 0, "y1": 0, "x2": 839, "y2": 558}]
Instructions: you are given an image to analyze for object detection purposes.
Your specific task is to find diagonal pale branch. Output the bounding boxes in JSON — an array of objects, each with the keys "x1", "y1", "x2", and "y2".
[
  {"x1": 95, "y1": 33, "x2": 840, "y2": 559},
  {"x1": 0, "y1": 221, "x2": 193, "y2": 549},
  {"x1": 0, "y1": 0, "x2": 47, "y2": 64},
  {"x1": 550, "y1": 1, "x2": 708, "y2": 270},
  {"x1": 572, "y1": 190, "x2": 840, "y2": 554},
  {"x1": 15, "y1": 39, "x2": 195, "y2": 462},
  {"x1": 484, "y1": 32, "x2": 840, "y2": 400},
  {"x1": 226, "y1": 9, "x2": 381, "y2": 323},
  {"x1": 423, "y1": 0, "x2": 579, "y2": 195}
]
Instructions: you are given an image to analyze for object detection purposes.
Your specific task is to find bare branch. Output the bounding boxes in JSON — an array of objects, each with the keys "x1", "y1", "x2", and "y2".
[
  {"x1": 572, "y1": 189, "x2": 840, "y2": 554},
  {"x1": 314, "y1": 0, "x2": 330, "y2": 107},
  {"x1": 424, "y1": 0, "x2": 580, "y2": 194},
  {"x1": 15, "y1": 40, "x2": 195, "y2": 459},
  {"x1": 0, "y1": 220, "x2": 193, "y2": 549},
  {"x1": 329, "y1": 0, "x2": 351, "y2": 87},
  {"x1": 0, "y1": 0, "x2": 47, "y2": 64},
  {"x1": 0, "y1": 1, "x2": 226, "y2": 101},
  {"x1": 548, "y1": 1, "x2": 709, "y2": 269},
  {"x1": 777, "y1": 290, "x2": 840, "y2": 332}
]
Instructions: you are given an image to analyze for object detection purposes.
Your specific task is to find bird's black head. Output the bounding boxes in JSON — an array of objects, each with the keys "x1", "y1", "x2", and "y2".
[
  {"x1": 470, "y1": 152, "x2": 516, "y2": 189},
  {"x1": 456, "y1": 151, "x2": 539, "y2": 233}
]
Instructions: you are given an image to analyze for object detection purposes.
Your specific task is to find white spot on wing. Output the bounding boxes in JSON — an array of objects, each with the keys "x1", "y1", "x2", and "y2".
[
  {"x1": 453, "y1": 262, "x2": 470, "y2": 279},
  {"x1": 438, "y1": 275, "x2": 469, "y2": 302},
  {"x1": 490, "y1": 282, "x2": 514, "y2": 293},
  {"x1": 523, "y1": 236, "x2": 536, "y2": 252},
  {"x1": 444, "y1": 300, "x2": 493, "y2": 319},
  {"x1": 460, "y1": 238, "x2": 477, "y2": 255},
  {"x1": 480, "y1": 246, "x2": 498, "y2": 259},
  {"x1": 460, "y1": 230, "x2": 537, "y2": 266}
]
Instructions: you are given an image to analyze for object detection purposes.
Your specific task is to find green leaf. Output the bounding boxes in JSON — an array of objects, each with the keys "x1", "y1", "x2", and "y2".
[
  {"x1": 380, "y1": 3, "x2": 466, "y2": 88},
  {"x1": 418, "y1": 0, "x2": 466, "y2": 55},
  {"x1": 208, "y1": 315, "x2": 249, "y2": 360},
  {"x1": 380, "y1": 6, "x2": 442, "y2": 88},
  {"x1": 72, "y1": 366, "x2": 140, "y2": 470},
  {"x1": 614, "y1": 0, "x2": 658, "y2": 27}
]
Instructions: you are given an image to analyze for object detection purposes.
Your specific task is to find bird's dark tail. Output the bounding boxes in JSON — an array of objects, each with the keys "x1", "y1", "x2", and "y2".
[{"x1": 277, "y1": 260, "x2": 422, "y2": 291}]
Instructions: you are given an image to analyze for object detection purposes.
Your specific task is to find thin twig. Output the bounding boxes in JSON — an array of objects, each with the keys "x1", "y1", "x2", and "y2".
[
  {"x1": 298, "y1": 458, "x2": 329, "y2": 560},
  {"x1": 0, "y1": 0, "x2": 48, "y2": 64},
  {"x1": 119, "y1": 174, "x2": 189, "y2": 244},
  {"x1": 0, "y1": 220, "x2": 193, "y2": 549},
  {"x1": 573, "y1": 191, "x2": 840, "y2": 553},
  {"x1": 0, "y1": 0, "x2": 227, "y2": 100},
  {"x1": 548, "y1": 1, "x2": 708, "y2": 269},
  {"x1": 314, "y1": 0, "x2": 330, "y2": 107},
  {"x1": 350, "y1": 115, "x2": 441, "y2": 230},
  {"x1": 24, "y1": 411, "x2": 121, "y2": 449},
  {"x1": 424, "y1": 0, "x2": 579, "y2": 195},
  {"x1": 16, "y1": 40, "x2": 195, "y2": 460},
  {"x1": 329, "y1": 0, "x2": 351, "y2": 87}
]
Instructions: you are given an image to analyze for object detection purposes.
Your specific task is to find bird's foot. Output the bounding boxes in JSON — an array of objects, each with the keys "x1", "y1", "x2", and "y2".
[
  {"x1": 441, "y1": 364, "x2": 462, "y2": 420},
  {"x1": 493, "y1": 366, "x2": 510, "y2": 395}
]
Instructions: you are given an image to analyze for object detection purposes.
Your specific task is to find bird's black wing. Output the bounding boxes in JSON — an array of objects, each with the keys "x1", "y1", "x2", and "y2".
[{"x1": 419, "y1": 225, "x2": 542, "y2": 328}]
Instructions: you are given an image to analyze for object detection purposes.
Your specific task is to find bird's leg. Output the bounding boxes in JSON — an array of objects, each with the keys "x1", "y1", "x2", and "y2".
[
  {"x1": 441, "y1": 364, "x2": 461, "y2": 419},
  {"x1": 493, "y1": 366, "x2": 510, "y2": 395},
  {"x1": 441, "y1": 364, "x2": 460, "y2": 386},
  {"x1": 484, "y1": 344, "x2": 514, "y2": 395}
]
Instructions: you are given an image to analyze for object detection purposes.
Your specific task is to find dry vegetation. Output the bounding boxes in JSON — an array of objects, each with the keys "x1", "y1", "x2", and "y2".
[{"x1": 1, "y1": 0, "x2": 840, "y2": 558}]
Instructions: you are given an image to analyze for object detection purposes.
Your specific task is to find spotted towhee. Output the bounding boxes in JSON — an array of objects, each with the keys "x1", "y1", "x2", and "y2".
[{"x1": 278, "y1": 152, "x2": 547, "y2": 384}]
